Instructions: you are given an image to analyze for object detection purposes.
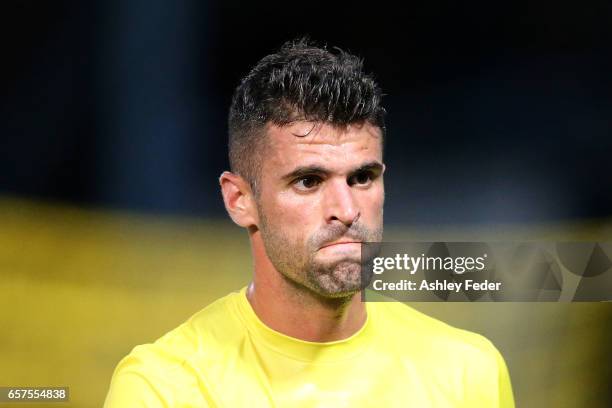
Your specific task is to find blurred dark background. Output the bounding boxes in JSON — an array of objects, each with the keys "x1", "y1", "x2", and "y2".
[{"x1": 1, "y1": 0, "x2": 611, "y2": 225}]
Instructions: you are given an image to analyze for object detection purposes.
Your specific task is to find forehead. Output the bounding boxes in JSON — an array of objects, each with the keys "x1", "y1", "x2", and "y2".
[{"x1": 262, "y1": 121, "x2": 383, "y2": 172}]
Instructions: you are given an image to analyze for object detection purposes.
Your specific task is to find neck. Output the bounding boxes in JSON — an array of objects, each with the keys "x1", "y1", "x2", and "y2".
[{"x1": 245, "y1": 229, "x2": 367, "y2": 343}]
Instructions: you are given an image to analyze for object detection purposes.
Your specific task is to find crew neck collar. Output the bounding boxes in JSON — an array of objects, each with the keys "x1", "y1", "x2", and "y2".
[{"x1": 233, "y1": 286, "x2": 376, "y2": 363}]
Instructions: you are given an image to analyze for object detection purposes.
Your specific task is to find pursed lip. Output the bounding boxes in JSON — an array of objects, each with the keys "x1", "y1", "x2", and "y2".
[{"x1": 319, "y1": 240, "x2": 362, "y2": 250}]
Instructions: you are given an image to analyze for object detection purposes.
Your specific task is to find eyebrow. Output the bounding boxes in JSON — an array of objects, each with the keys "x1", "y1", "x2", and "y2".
[{"x1": 281, "y1": 161, "x2": 384, "y2": 181}]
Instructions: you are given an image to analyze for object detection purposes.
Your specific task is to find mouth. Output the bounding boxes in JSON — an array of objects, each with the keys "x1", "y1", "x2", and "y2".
[{"x1": 319, "y1": 241, "x2": 362, "y2": 250}]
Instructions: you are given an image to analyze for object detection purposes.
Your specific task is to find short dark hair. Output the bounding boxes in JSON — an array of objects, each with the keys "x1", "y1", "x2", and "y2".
[{"x1": 228, "y1": 38, "x2": 386, "y2": 192}]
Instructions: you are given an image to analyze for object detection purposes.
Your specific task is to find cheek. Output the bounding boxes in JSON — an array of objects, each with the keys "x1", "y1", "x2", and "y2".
[
  {"x1": 361, "y1": 184, "x2": 385, "y2": 212},
  {"x1": 262, "y1": 192, "x2": 320, "y2": 240},
  {"x1": 275, "y1": 190, "x2": 322, "y2": 221}
]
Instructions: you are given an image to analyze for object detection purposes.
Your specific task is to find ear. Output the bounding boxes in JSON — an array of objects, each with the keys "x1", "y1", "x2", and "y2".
[{"x1": 219, "y1": 171, "x2": 258, "y2": 228}]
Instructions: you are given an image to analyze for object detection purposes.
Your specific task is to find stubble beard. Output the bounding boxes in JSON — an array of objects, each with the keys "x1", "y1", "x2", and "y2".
[{"x1": 258, "y1": 210, "x2": 383, "y2": 299}]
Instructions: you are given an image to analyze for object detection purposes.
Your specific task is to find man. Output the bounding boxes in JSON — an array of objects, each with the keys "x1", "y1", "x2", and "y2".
[{"x1": 105, "y1": 39, "x2": 514, "y2": 407}]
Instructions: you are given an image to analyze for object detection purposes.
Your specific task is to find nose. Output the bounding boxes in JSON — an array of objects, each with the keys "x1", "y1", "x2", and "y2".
[{"x1": 324, "y1": 178, "x2": 360, "y2": 226}]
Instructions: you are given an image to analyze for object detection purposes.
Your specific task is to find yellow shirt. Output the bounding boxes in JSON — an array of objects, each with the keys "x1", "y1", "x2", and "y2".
[{"x1": 104, "y1": 287, "x2": 514, "y2": 407}]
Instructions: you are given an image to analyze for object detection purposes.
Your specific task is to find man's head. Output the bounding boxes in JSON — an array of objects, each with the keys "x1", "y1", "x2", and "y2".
[
  {"x1": 221, "y1": 39, "x2": 386, "y2": 298},
  {"x1": 228, "y1": 38, "x2": 386, "y2": 192}
]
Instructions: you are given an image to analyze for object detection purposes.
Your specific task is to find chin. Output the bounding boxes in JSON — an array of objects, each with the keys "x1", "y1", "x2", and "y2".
[{"x1": 310, "y1": 261, "x2": 365, "y2": 298}]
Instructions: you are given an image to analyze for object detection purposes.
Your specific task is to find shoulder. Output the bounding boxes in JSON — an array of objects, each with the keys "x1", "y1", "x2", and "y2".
[
  {"x1": 127, "y1": 288, "x2": 244, "y2": 365},
  {"x1": 369, "y1": 301, "x2": 503, "y2": 365},
  {"x1": 368, "y1": 301, "x2": 514, "y2": 406},
  {"x1": 105, "y1": 289, "x2": 246, "y2": 406}
]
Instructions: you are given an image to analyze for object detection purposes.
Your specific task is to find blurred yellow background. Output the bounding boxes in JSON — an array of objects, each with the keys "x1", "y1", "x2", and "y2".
[{"x1": 1, "y1": 197, "x2": 610, "y2": 407}]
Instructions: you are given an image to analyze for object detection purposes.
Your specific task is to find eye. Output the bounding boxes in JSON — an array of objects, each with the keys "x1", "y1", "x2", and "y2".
[
  {"x1": 348, "y1": 171, "x2": 374, "y2": 187},
  {"x1": 294, "y1": 175, "x2": 323, "y2": 191}
]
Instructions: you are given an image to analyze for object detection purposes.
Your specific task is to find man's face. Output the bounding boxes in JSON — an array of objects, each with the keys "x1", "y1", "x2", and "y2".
[{"x1": 255, "y1": 121, "x2": 385, "y2": 298}]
